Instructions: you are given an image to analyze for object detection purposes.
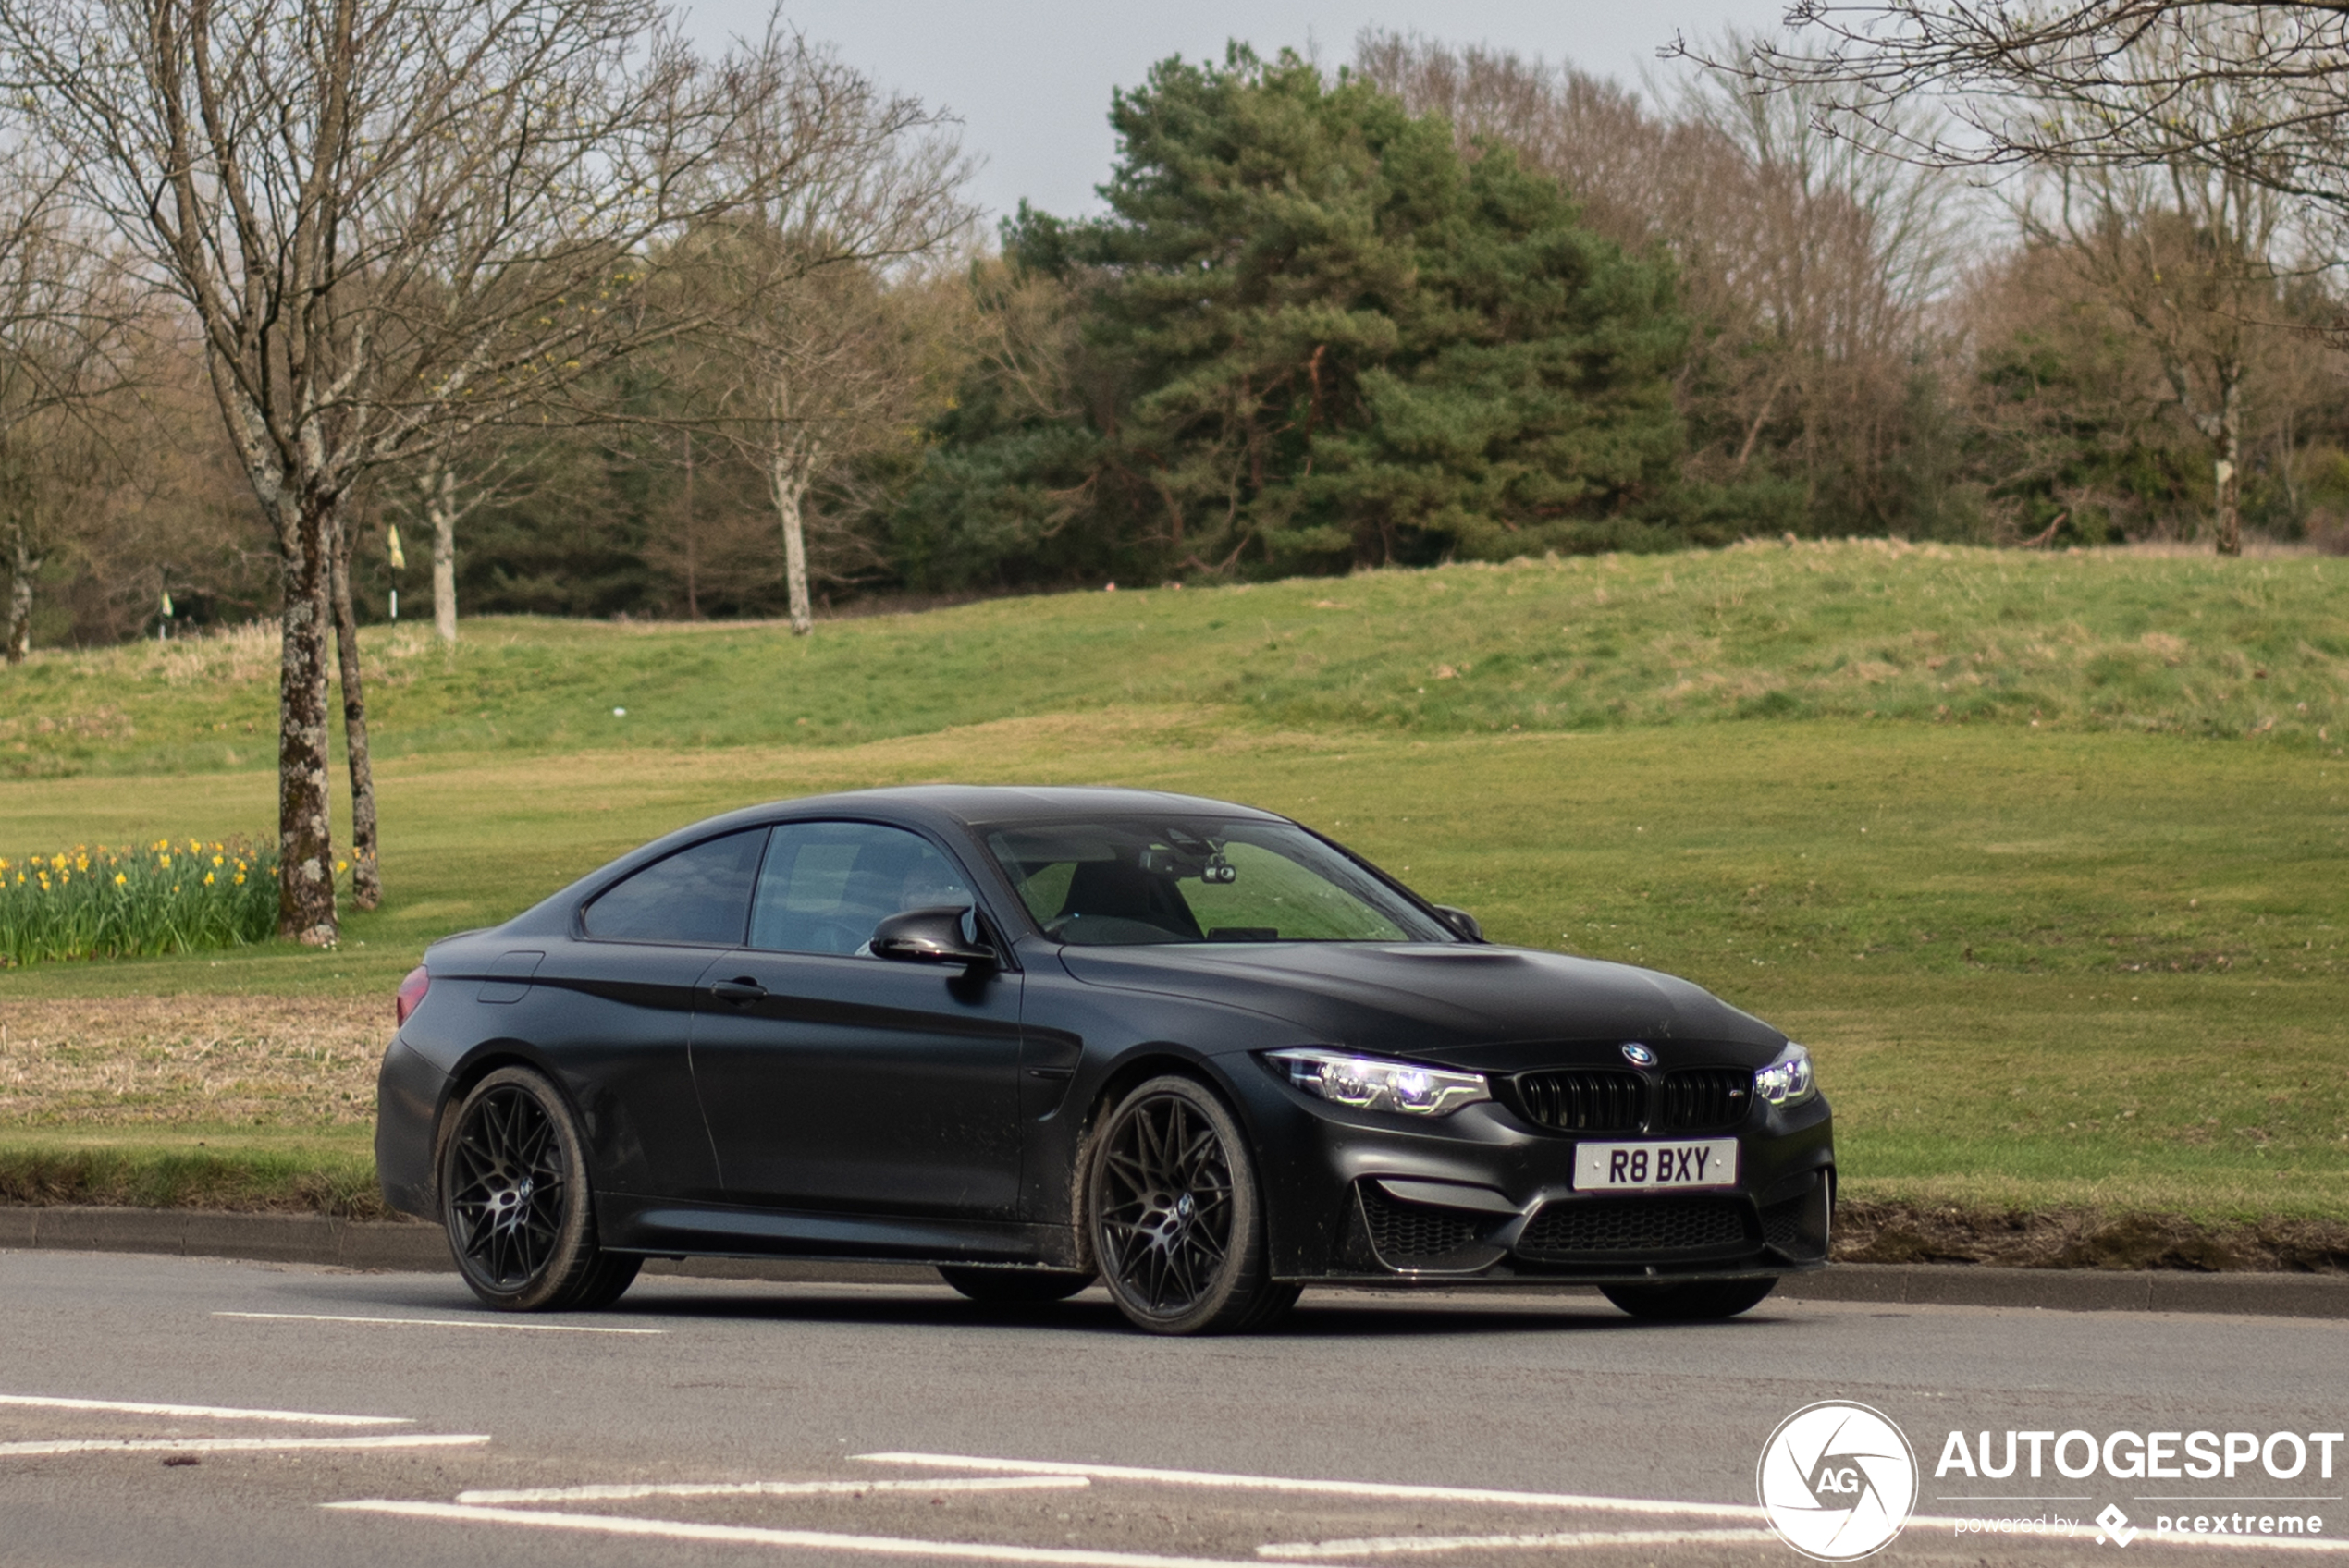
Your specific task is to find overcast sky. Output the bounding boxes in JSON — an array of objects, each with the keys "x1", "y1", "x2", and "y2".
[{"x1": 679, "y1": 0, "x2": 1787, "y2": 225}]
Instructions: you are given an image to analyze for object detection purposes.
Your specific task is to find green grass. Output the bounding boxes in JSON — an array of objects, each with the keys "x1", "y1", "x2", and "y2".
[
  {"x1": 0, "y1": 1125, "x2": 385, "y2": 1217},
  {"x1": 3, "y1": 542, "x2": 2343, "y2": 784},
  {"x1": 3, "y1": 544, "x2": 2344, "y2": 1226},
  {"x1": 3, "y1": 707, "x2": 2343, "y2": 1223}
]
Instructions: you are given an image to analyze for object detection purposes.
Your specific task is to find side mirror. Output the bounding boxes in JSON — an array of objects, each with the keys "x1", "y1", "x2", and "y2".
[
  {"x1": 1432, "y1": 904, "x2": 1484, "y2": 942},
  {"x1": 871, "y1": 905, "x2": 999, "y2": 968}
]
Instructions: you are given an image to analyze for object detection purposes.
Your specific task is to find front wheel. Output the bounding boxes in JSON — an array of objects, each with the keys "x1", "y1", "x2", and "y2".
[
  {"x1": 1087, "y1": 1075, "x2": 1284, "y2": 1335},
  {"x1": 438, "y1": 1066, "x2": 637, "y2": 1312},
  {"x1": 1600, "y1": 1276, "x2": 1778, "y2": 1321}
]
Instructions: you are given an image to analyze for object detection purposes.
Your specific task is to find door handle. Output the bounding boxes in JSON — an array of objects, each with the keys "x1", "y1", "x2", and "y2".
[{"x1": 709, "y1": 977, "x2": 769, "y2": 1004}]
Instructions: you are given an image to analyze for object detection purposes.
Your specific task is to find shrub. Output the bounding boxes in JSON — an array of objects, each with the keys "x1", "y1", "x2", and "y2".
[{"x1": 0, "y1": 836, "x2": 324, "y2": 966}]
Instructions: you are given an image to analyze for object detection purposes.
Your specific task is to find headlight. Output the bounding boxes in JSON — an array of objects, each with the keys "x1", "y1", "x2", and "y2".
[
  {"x1": 1754, "y1": 1042, "x2": 1815, "y2": 1107},
  {"x1": 1264, "y1": 1047, "x2": 1491, "y2": 1117}
]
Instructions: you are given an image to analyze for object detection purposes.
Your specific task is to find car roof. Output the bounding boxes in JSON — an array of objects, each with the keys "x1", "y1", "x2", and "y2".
[{"x1": 756, "y1": 784, "x2": 1289, "y2": 828}]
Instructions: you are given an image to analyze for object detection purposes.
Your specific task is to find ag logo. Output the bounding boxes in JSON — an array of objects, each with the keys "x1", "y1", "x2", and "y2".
[{"x1": 1756, "y1": 1401, "x2": 1918, "y2": 1561}]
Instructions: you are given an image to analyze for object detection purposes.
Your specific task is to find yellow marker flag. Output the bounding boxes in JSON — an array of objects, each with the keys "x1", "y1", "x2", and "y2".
[{"x1": 387, "y1": 524, "x2": 407, "y2": 570}]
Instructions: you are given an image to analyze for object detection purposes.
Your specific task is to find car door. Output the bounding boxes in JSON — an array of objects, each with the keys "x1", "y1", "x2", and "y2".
[
  {"x1": 688, "y1": 819, "x2": 1025, "y2": 1219},
  {"x1": 527, "y1": 827, "x2": 769, "y2": 1204}
]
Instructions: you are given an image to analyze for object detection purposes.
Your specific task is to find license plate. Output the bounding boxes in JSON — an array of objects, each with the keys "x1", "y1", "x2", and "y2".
[{"x1": 1573, "y1": 1139, "x2": 1739, "y2": 1191}]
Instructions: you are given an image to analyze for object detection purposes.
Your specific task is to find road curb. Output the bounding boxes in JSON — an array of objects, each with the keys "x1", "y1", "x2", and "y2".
[
  {"x1": 1775, "y1": 1262, "x2": 2349, "y2": 1317},
  {"x1": 5, "y1": 1207, "x2": 2345, "y2": 1315}
]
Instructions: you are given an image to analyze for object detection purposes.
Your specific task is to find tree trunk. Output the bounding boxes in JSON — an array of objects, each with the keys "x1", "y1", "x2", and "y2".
[
  {"x1": 427, "y1": 461, "x2": 458, "y2": 645},
  {"x1": 683, "y1": 431, "x2": 699, "y2": 620},
  {"x1": 5, "y1": 522, "x2": 34, "y2": 665},
  {"x1": 277, "y1": 496, "x2": 340, "y2": 946},
  {"x1": 2213, "y1": 369, "x2": 2243, "y2": 557},
  {"x1": 770, "y1": 442, "x2": 817, "y2": 636},
  {"x1": 328, "y1": 508, "x2": 383, "y2": 911}
]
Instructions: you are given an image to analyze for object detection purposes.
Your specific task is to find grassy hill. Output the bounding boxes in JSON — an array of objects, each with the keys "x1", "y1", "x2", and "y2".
[
  {"x1": 5, "y1": 540, "x2": 2343, "y2": 781},
  {"x1": 2, "y1": 542, "x2": 2345, "y2": 1227}
]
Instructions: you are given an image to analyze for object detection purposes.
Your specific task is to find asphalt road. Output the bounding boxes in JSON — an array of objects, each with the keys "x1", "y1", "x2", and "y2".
[{"x1": 2, "y1": 1250, "x2": 2344, "y2": 1568}]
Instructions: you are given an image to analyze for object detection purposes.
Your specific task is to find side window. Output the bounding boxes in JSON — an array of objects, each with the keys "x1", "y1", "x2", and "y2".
[
  {"x1": 581, "y1": 828, "x2": 769, "y2": 946},
  {"x1": 748, "y1": 821, "x2": 974, "y2": 955}
]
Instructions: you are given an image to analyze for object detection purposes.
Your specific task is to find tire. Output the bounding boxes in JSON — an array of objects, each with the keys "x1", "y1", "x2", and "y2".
[
  {"x1": 1600, "y1": 1276, "x2": 1779, "y2": 1321},
  {"x1": 438, "y1": 1066, "x2": 633, "y2": 1312},
  {"x1": 938, "y1": 1267, "x2": 1093, "y2": 1305},
  {"x1": 1086, "y1": 1074, "x2": 1283, "y2": 1335},
  {"x1": 1239, "y1": 1280, "x2": 1304, "y2": 1331}
]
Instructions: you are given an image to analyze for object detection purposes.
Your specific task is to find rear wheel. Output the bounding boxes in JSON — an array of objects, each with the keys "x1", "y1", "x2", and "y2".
[
  {"x1": 438, "y1": 1066, "x2": 634, "y2": 1312},
  {"x1": 938, "y1": 1267, "x2": 1092, "y2": 1305},
  {"x1": 1600, "y1": 1276, "x2": 1778, "y2": 1321},
  {"x1": 1087, "y1": 1075, "x2": 1283, "y2": 1335}
]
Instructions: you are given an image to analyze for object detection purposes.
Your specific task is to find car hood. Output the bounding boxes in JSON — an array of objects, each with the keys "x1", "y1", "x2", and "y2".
[{"x1": 1053, "y1": 942, "x2": 1786, "y2": 1071}]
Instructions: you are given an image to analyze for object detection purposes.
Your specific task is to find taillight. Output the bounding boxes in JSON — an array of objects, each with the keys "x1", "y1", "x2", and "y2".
[{"x1": 395, "y1": 964, "x2": 430, "y2": 1026}]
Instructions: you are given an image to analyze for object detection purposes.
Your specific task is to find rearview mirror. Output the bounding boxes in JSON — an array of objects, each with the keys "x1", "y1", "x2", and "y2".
[
  {"x1": 871, "y1": 905, "x2": 998, "y2": 968},
  {"x1": 1432, "y1": 904, "x2": 1484, "y2": 942}
]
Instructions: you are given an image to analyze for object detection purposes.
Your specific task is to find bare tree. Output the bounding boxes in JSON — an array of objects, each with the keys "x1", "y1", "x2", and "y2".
[
  {"x1": 0, "y1": 0, "x2": 802, "y2": 943},
  {"x1": 1358, "y1": 31, "x2": 1968, "y2": 532},
  {"x1": 1726, "y1": 4, "x2": 2349, "y2": 233},
  {"x1": 699, "y1": 33, "x2": 970, "y2": 634},
  {"x1": 0, "y1": 162, "x2": 137, "y2": 660},
  {"x1": 2022, "y1": 156, "x2": 2287, "y2": 554}
]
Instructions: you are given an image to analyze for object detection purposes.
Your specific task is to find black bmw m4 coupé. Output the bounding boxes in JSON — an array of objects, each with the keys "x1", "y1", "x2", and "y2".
[{"x1": 376, "y1": 786, "x2": 1834, "y2": 1334}]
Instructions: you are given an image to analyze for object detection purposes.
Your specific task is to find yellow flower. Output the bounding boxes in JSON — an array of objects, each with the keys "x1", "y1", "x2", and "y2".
[
  {"x1": 212, "y1": 854, "x2": 224, "y2": 867},
  {"x1": 113, "y1": 872, "x2": 126, "y2": 886},
  {"x1": 203, "y1": 872, "x2": 215, "y2": 886},
  {"x1": 157, "y1": 855, "x2": 171, "y2": 869},
  {"x1": 75, "y1": 855, "x2": 88, "y2": 872},
  {"x1": 337, "y1": 860, "x2": 350, "y2": 875},
  {"x1": 0, "y1": 858, "x2": 10, "y2": 871},
  {"x1": 171, "y1": 884, "x2": 179, "y2": 893},
  {"x1": 233, "y1": 873, "x2": 246, "y2": 886}
]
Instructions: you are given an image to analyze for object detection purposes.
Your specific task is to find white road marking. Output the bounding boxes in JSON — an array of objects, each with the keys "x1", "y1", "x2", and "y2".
[
  {"x1": 458, "y1": 1476, "x2": 1090, "y2": 1504},
  {"x1": 855, "y1": 1455, "x2": 1766, "y2": 1523},
  {"x1": 214, "y1": 1311, "x2": 664, "y2": 1336},
  {"x1": 1260, "y1": 1529, "x2": 1779, "y2": 1557},
  {"x1": 0, "y1": 1435, "x2": 490, "y2": 1457},
  {"x1": 324, "y1": 1501, "x2": 1345, "y2": 1568},
  {"x1": 0, "y1": 1392, "x2": 409, "y2": 1427}
]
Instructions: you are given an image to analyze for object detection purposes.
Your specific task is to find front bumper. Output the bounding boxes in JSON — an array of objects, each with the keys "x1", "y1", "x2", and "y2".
[{"x1": 1250, "y1": 1076, "x2": 1836, "y2": 1284}]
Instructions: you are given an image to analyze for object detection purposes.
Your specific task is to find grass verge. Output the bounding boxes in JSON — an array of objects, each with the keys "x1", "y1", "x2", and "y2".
[
  {"x1": 0, "y1": 1126, "x2": 387, "y2": 1219},
  {"x1": 1, "y1": 709, "x2": 2343, "y2": 1235}
]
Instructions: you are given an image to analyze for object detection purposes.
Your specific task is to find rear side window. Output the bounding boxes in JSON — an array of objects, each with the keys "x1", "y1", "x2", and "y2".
[
  {"x1": 582, "y1": 828, "x2": 769, "y2": 946},
  {"x1": 747, "y1": 821, "x2": 974, "y2": 954}
]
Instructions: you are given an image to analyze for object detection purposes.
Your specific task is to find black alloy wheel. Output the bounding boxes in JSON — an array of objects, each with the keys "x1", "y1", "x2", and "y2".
[
  {"x1": 937, "y1": 1267, "x2": 1094, "y2": 1305},
  {"x1": 439, "y1": 1066, "x2": 640, "y2": 1312},
  {"x1": 1087, "y1": 1075, "x2": 1287, "y2": 1335},
  {"x1": 1599, "y1": 1276, "x2": 1779, "y2": 1321}
]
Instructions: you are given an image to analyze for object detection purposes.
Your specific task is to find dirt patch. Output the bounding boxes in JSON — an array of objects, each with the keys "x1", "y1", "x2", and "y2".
[
  {"x1": 0, "y1": 995, "x2": 385, "y2": 1126},
  {"x1": 1836, "y1": 1198, "x2": 2349, "y2": 1273}
]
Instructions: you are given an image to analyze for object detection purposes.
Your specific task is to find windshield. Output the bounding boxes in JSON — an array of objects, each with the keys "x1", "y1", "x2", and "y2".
[{"x1": 985, "y1": 818, "x2": 1454, "y2": 946}]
